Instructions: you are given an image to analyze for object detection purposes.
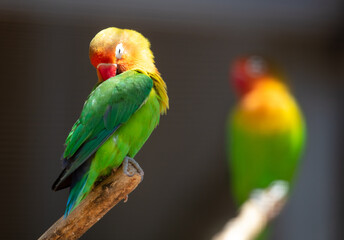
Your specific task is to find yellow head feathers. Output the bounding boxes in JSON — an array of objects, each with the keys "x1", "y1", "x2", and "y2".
[{"x1": 89, "y1": 27, "x2": 158, "y2": 75}]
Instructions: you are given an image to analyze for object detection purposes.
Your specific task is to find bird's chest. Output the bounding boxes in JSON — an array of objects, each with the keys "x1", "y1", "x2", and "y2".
[{"x1": 110, "y1": 89, "x2": 161, "y2": 156}]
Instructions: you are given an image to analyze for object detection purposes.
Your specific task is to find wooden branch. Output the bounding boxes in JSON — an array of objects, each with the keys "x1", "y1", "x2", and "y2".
[
  {"x1": 212, "y1": 181, "x2": 289, "y2": 240},
  {"x1": 39, "y1": 160, "x2": 144, "y2": 240}
]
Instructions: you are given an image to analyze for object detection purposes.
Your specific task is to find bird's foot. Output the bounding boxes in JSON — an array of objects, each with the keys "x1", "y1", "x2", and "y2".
[{"x1": 123, "y1": 157, "x2": 144, "y2": 181}]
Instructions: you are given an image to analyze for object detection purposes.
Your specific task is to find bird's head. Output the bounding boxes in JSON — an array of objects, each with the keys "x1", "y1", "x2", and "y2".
[
  {"x1": 231, "y1": 56, "x2": 269, "y2": 96},
  {"x1": 89, "y1": 27, "x2": 157, "y2": 82}
]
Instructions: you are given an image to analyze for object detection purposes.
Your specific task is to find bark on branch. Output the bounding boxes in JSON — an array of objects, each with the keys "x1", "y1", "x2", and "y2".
[
  {"x1": 38, "y1": 160, "x2": 144, "y2": 240},
  {"x1": 212, "y1": 181, "x2": 289, "y2": 240}
]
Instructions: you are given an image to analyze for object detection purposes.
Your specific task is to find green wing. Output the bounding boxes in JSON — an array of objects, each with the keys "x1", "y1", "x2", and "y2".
[{"x1": 53, "y1": 70, "x2": 153, "y2": 190}]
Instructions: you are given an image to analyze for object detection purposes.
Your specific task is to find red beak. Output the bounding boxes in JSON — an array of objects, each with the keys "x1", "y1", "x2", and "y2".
[{"x1": 97, "y1": 63, "x2": 117, "y2": 82}]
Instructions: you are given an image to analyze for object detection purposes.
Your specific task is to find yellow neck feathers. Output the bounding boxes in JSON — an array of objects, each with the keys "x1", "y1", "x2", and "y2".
[{"x1": 234, "y1": 78, "x2": 301, "y2": 133}]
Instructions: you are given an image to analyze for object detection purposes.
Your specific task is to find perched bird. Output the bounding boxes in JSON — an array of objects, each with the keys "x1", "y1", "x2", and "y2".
[
  {"x1": 227, "y1": 56, "x2": 306, "y2": 206},
  {"x1": 52, "y1": 27, "x2": 169, "y2": 216}
]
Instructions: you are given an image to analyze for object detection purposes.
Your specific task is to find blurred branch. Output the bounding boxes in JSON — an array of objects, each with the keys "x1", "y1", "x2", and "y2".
[
  {"x1": 212, "y1": 181, "x2": 289, "y2": 240},
  {"x1": 38, "y1": 161, "x2": 144, "y2": 240}
]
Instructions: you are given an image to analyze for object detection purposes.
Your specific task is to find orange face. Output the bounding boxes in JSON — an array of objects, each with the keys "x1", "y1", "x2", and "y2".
[
  {"x1": 89, "y1": 27, "x2": 157, "y2": 82},
  {"x1": 231, "y1": 56, "x2": 269, "y2": 96}
]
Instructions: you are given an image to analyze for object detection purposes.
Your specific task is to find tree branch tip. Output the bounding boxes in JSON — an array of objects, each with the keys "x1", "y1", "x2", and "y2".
[{"x1": 212, "y1": 180, "x2": 289, "y2": 240}]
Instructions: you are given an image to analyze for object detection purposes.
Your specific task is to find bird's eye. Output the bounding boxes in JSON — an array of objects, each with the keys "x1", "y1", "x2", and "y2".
[{"x1": 115, "y1": 43, "x2": 125, "y2": 59}]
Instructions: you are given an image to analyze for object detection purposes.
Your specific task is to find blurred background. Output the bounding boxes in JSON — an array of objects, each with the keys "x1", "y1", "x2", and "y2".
[{"x1": 0, "y1": 0, "x2": 343, "y2": 239}]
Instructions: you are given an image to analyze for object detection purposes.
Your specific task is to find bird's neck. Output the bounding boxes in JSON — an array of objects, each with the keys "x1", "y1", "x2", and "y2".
[
  {"x1": 150, "y1": 72, "x2": 169, "y2": 114},
  {"x1": 133, "y1": 68, "x2": 169, "y2": 114}
]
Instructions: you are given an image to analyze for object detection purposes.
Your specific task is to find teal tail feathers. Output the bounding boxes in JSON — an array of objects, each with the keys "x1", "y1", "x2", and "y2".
[{"x1": 64, "y1": 173, "x2": 89, "y2": 217}]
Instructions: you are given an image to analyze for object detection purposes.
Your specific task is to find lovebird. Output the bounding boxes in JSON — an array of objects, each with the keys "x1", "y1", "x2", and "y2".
[
  {"x1": 52, "y1": 27, "x2": 169, "y2": 216},
  {"x1": 227, "y1": 56, "x2": 306, "y2": 207}
]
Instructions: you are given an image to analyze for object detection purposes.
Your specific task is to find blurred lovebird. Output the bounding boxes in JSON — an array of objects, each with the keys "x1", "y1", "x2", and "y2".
[
  {"x1": 52, "y1": 27, "x2": 169, "y2": 216},
  {"x1": 226, "y1": 56, "x2": 306, "y2": 234}
]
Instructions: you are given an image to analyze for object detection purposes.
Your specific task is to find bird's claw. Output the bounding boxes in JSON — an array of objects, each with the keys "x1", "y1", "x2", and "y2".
[{"x1": 123, "y1": 157, "x2": 144, "y2": 181}]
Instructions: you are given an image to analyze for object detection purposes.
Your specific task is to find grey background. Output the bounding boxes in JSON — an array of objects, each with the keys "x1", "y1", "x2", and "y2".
[{"x1": 0, "y1": 0, "x2": 342, "y2": 239}]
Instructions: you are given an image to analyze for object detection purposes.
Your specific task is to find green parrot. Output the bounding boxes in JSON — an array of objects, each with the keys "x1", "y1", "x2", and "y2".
[
  {"x1": 52, "y1": 27, "x2": 169, "y2": 216},
  {"x1": 226, "y1": 56, "x2": 306, "y2": 236}
]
